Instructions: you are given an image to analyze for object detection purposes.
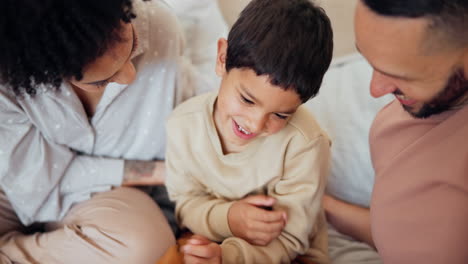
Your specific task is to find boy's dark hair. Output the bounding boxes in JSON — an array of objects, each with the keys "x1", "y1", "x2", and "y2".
[
  {"x1": 226, "y1": 0, "x2": 333, "y2": 103},
  {"x1": 0, "y1": 0, "x2": 141, "y2": 96},
  {"x1": 362, "y1": 0, "x2": 468, "y2": 49}
]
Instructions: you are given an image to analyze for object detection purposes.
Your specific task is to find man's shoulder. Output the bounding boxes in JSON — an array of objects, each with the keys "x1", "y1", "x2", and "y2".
[
  {"x1": 373, "y1": 99, "x2": 400, "y2": 122},
  {"x1": 370, "y1": 99, "x2": 403, "y2": 142}
]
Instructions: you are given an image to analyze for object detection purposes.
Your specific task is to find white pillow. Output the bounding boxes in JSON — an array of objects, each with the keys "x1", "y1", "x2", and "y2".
[
  {"x1": 165, "y1": 0, "x2": 228, "y2": 93},
  {"x1": 305, "y1": 54, "x2": 393, "y2": 207}
]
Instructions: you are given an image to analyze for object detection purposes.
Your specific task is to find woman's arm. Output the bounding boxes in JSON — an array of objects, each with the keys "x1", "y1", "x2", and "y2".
[
  {"x1": 122, "y1": 160, "x2": 166, "y2": 186},
  {"x1": 0, "y1": 92, "x2": 125, "y2": 225}
]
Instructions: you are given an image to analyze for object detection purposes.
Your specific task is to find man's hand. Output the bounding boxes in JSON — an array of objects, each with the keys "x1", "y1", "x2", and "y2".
[
  {"x1": 228, "y1": 195, "x2": 287, "y2": 246},
  {"x1": 122, "y1": 160, "x2": 166, "y2": 186},
  {"x1": 181, "y1": 234, "x2": 221, "y2": 264}
]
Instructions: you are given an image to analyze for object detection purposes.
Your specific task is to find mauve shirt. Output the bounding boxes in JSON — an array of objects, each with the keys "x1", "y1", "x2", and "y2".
[{"x1": 370, "y1": 100, "x2": 468, "y2": 264}]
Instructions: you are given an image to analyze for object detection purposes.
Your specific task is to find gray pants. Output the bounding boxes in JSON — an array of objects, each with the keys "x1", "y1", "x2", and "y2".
[
  {"x1": 328, "y1": 224, "x2": 382, "y2": 264},
  {"x1": 139, "y1": 185, "x2": 180, "y2": 237},
  {"x1": 0, "y1": 187, "x2": 175, "y2": 264}
]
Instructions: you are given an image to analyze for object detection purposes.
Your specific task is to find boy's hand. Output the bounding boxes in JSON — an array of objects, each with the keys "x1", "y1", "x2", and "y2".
[
  {"x1": 181, "y1": 234, "x2": 221, "y2": 264},
  {"x1": 228, "y1": 195, "x2": 287, "y2": 246}
]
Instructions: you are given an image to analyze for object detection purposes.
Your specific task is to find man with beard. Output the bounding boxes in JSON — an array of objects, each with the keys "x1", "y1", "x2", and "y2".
[{"x1": 323, "y1": 0, "x2": 468, "y2": 263}]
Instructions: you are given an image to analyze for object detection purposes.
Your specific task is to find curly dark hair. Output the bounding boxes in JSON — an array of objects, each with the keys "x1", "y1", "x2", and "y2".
[{"x1": 0, "y1": 0, "x2": 141, "y2": 95}]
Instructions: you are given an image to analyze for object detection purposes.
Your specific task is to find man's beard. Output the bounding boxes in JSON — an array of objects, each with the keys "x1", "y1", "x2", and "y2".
[{"x1": 402, "y1": 69, "x2": 468, "y2": 118}]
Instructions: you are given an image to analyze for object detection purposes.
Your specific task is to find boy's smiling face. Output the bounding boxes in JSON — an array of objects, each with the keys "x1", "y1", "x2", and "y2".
[{"x1": 213, "y1": 39, "x2": 302, "y2": 154}]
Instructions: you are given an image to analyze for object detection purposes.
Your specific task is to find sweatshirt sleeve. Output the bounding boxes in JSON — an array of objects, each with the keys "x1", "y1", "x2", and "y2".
[
  {"x1": 0, "y1": 92, "x2": 123, "y2": 225},
  {"x1": 165, "y1": 118, "x2": 234, "y2": 241},
  {"x1": 220, "y1": 136, "x2": 330, "y2": 264}
]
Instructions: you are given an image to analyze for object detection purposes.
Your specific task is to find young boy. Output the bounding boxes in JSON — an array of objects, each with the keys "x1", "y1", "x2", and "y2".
[{"x1": 165, "y1": 0, "x2": 333, "y2": 263}]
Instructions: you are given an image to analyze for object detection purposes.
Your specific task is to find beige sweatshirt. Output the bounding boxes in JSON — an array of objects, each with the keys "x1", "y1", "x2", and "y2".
[{"x1": 165, "y1": 92, "x2": 330, "y2": 264}]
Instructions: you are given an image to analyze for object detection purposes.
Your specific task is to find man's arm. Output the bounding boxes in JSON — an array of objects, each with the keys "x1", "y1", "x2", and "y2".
[{"x1": 323, "y1": 194, "x2": 375, "y2": 247}]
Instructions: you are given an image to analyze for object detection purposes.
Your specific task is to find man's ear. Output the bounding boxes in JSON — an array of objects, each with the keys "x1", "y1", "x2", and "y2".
[{"x1": 215, "y1": 38, "x2": 228, "y2": 77}]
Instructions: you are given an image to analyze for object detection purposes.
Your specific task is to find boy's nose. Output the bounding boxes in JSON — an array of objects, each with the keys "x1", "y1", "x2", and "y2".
[
  {"x1": 249, "y1": 115, "x2": 268, "y2": 134},
  {"x1": 370, "y1": 70, "x2": 397, "y2": 98}
]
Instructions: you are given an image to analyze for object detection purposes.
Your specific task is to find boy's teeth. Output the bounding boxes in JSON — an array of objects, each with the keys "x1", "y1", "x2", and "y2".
[
  {"x1": 397, "y1": 94, "x2": 411, "y2": 100},
  {"x1": 237, "y1": 124, "x2": 251, "y2": 135}
]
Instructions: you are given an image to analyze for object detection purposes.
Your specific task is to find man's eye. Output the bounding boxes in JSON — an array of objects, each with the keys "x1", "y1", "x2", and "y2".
[
  {"x1": 275, "y1": 113, "x2": 288, "y2": 120},
  {"x1": 241, "y1": 95, "x2": 254, "y2": 104}
]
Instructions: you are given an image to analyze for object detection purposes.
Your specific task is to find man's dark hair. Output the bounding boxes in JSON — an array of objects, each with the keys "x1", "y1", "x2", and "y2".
[
  {"x1": 0, "y1": 0, "x2": 140, "y2": 95},
  {"x1": 362, "y1": 0, "x2": 468, "y2": 49},
  {"x1": 226, "y1": 0, "x2": 333, "y2": 103}
]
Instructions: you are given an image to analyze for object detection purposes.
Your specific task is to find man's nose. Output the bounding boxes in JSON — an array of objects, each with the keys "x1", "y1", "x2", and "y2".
[
  {"x1": 114, "y1": 61, "x2": 136, "y2": 85},
  {"x1": 370, "y1": 70, "x2": 397, "y2": 98}
]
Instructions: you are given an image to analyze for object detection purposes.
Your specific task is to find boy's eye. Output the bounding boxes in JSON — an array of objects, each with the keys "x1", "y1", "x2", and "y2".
[
  {"x1": 275, "y1": 113, "x2": 288, "y2": 120},
  {"x1": 241, "y1": 95, "x2": 254, "y2": 105}
]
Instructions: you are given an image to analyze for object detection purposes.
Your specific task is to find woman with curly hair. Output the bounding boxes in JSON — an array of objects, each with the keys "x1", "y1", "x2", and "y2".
[{"x1": 0, "y1": 0, "x2": 219, "y2": 263}]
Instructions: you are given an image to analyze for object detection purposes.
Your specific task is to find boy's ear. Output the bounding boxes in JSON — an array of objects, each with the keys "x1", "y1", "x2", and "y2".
[{"x1": 215, "y1": 38, "x2": 228, "y2": 77}]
